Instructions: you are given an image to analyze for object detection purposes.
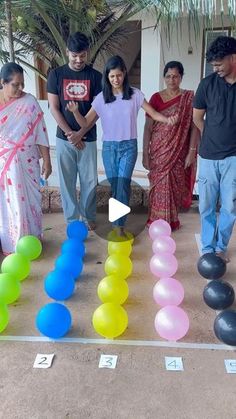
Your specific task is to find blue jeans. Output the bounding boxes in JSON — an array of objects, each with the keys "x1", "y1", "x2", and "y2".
[
  {"x1": 198, "y1": 156, "x2": 236, "y2": 253},
  {"x1": 102, "y1": 139, "x2": 138, "y2": 226},
  {"x1": 56, "y1": 137, "x2": 97, "y2": 223}
]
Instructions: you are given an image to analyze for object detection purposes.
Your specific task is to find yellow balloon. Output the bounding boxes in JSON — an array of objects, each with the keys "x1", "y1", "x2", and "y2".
[
  {"x1": 92, "y1": 303, "x2": 128, "y2": 338},
  {"x1": 104, "y1": 254, "x2": 133, "y2": 279},
  {"x1": 107, "y1": 229, "x2": 134, "y2": 245},
  {"x1": 108, "y1": 241, "x2": 132, "y2": 257},
  {"x1": 97, "y1": 275, "x2": 129, "y2": 304}
]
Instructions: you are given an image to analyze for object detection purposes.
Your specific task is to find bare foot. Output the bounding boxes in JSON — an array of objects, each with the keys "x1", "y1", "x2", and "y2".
[
  {"x1": 88, "y1": 221, "x2": 96, "y2": 231},
  {"x1": 216, "y1": 252, "x2": 230, "y2": 263},
  {"x1": 115, "y1": 227, "x2": 126, "y2": 237}
]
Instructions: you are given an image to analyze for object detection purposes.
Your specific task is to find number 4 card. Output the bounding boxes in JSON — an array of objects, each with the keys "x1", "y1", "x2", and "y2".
[
  {"x1": 165, "y1": 357, "x2": 184, "y2": 371},
  {"x1": 33, "y1": 354, "x2": 55, "y2": 369}
]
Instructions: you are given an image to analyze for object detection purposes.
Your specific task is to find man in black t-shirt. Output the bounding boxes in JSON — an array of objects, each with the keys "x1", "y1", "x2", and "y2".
[
  {"x1": 193, "y1": 36, "x2": 236, "y2": 262},
  {"x1": 47, "y1": 32, "x2": 102, "y2": 229}
]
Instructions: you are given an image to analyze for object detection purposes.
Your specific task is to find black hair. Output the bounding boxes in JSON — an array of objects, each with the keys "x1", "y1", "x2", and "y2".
[
  {"x1": 0, "y1": 62, "x2": 23, "y2": 84},
  {"x1": 163, "y1": 61, "x2": 184, "y2": 78},
  {"x1": 67, "y1": 31, "x2": 89, "y2": 53},
  {"x1": 206, "y1": 36, "x2": 236, "y2": 62},
  {"x1": 102, "y1": 55, "x2": 133, "y2": 103}
]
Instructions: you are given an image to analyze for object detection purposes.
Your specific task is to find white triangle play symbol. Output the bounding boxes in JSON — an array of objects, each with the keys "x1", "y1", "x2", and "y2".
[{"x1": 108, "y1": 198, "x2": 131, "y2": 222}]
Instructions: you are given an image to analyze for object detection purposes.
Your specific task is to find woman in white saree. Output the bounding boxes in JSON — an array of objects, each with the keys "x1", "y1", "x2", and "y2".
[{"x1": 0, "y1": 62, "x2": 52, "y2": 255}]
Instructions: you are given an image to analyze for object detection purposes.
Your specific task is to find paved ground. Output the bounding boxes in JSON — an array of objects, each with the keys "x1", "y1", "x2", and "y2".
[{"x1": 0, "y1": 207, "x2": 236, "y2": 419}]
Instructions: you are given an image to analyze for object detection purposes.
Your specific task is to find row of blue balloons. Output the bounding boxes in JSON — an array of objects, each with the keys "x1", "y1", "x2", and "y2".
[{"x1": 36, "y1": 220, "x2": 88, "y2": 339}]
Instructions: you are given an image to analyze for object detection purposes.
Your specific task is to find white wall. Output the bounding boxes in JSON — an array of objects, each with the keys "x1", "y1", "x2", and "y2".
[
  {"x1": 21, "y1": 58, "x2": 37, "y2": 97},
  {"x1": 160, "y1": 17, "x2": 203, "y2": 92}
]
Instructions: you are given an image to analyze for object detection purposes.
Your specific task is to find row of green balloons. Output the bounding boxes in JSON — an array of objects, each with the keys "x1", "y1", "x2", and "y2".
[
  {"x1": 92, "y1": 231, "x2": 134, "y2": 339},
  {"x1": 0, "y1": 235, "x2": 42, "y2": 333}
]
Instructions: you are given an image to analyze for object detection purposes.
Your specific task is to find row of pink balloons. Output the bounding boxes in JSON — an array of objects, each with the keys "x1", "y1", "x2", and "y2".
[{"x1": 148, "y1": 219, "x2": 189, "y2": 341}]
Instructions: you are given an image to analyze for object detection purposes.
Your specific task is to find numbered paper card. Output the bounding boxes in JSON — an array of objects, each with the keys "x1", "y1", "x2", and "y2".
[
  {"x1": 165, "y1": 357, "x2": 184, "y2": 371},
  {"x1": 224, "y1": 360, "x2": 236, "y2": 374},
  {"x1": 33, "y1": 354, "x2": 55, "y2": 369},
  {"x1": 99, "y1": 355, "x2": 118, "y2": 369}
]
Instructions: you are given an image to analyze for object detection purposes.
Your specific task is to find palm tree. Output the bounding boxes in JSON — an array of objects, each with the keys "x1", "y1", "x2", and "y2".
[
  {"x1": 4, "y1": 0, "x2": 15, "y2": 61},
  {"x1": 0, "y1": 0, "x2": 155, "y2": 80}
]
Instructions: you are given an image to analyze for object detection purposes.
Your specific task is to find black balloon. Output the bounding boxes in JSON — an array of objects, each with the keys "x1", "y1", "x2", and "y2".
[
  {"x1": 197, "y1": 253, "x2": 226, "y2": 279},
  {"x1": 203, "y1": 280, "x2": 235, "y2": 310},
  {"x1": 214, "y1": 310, "x2": 236, "y2": 346}
]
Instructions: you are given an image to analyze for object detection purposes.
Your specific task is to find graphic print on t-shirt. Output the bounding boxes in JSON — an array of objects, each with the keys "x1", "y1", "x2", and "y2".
[{"x1": 63, "y1": 79, "x2": 90, "y2": 101}]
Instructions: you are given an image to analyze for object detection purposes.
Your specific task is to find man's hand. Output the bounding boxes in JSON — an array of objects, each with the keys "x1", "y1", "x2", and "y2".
[{"x1": 65, "y1": 131, "x2": 85, "y2": 150}]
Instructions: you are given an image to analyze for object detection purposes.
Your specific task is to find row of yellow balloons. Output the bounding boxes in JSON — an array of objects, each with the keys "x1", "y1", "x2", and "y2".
[
  {"x1": 92, "y1": 231, "x2": 134, "y2": 339},
  {"x1": 0, "y1": 235, "x2": 42, "y2": 333}
]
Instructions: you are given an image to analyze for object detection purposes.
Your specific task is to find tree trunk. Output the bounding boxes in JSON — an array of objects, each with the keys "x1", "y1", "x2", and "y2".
[
  {"x1": 5, "y1": 0, "x2": 15, "y2": 62},
  {"x1": 69, "y1": 0, "x2": 82, "y2": 34}
]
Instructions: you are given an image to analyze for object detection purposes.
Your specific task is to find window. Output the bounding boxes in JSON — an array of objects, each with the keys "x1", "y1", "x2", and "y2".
[{"x1": 202, "y1": 28, "x2": 230, "y2": 78}]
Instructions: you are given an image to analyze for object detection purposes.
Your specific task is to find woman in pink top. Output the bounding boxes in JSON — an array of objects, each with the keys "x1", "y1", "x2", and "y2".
[
  {"x1": 67, "y1": 55, "x2": 177, "y2": 236},
  {"x1": 0, "y1": 62, "x2": 52, "y2": 255}
]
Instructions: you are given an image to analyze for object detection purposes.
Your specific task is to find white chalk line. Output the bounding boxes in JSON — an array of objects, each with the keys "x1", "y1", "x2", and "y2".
[{"x1": 0, "y1": 334, "x2": 235, "y2": 351}]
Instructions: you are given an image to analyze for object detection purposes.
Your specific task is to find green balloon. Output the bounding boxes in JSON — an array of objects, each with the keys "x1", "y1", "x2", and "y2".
[
  {"x1": 0, "y1": 273, "x2": 21, "y2": 304},
  {"x1": 16, "y1": 235, "x2": 42, "y2": 260},
  {"x1": 0, "y1": 303, "x2": 9, "y2": 333},
  {"x1": 1, "y1": 253, "x2": 30, "y2": 281}
]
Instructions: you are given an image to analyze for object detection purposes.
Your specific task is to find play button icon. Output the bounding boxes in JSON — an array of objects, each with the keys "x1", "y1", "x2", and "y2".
[
  {"x1": 84, "y1": 177, "x2": 147, "y2": 241},
  {"x1": 108, "y1": 198, "x2": 131, "y2": 222}
]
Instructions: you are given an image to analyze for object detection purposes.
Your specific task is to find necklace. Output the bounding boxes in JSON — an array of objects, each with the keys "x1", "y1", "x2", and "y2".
[
  {"x1": 0, "y1": 92, "x2": 8, "y2": 104},
  {"x1": 165, "y1": 89, "x2": 181, "y2": 99}
]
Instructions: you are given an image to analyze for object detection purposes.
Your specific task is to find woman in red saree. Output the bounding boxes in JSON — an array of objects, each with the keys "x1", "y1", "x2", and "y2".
[{"x1": 143, "y1": 61, "x2": 199, "y2": 230}]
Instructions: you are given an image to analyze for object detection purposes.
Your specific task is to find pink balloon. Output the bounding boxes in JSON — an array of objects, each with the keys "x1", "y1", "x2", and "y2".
[
  {"x1": 153, "y1": 278, "x2": 184, "y2": 306},
  {"x1": 149, "y1": 220, "x2": 171, "y2": 240},
  {"x1": 152, "y1": 236, "x2": 176, "y2": 254},
  {"x1": 155, "y1": 306, "x2": 189, "y2": 341},
  {"x1": 150, "y1": 252, "x2": 178, "y2": 278}
]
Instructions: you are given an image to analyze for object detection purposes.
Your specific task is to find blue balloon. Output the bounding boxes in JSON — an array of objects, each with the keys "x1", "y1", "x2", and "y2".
[
  {"x1": 44, "y1": 270, "x2": 75, "y2": 300},
  {"x1": 67, "y1": 221, "x2": 88, "y2": 241},
  {"x1": 61, "y1": 238, "x2": 85, "y2": 258},
  {"x1": 55, "y1": 253, "x2": 83, "y2": 279},
  {"x1": 36, "y1": 303, "x2": 72, "y2": 338}
]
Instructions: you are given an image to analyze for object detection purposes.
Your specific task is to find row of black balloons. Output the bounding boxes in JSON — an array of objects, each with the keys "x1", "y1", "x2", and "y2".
[{"x1": 197, "y1": 253, "x2": 236, "y2": 346}]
